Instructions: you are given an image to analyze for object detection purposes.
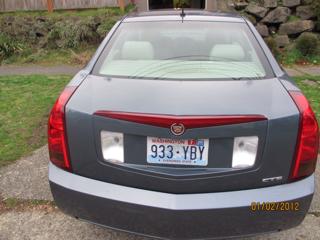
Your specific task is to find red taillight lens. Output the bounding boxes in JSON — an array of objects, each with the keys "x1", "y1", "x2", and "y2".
[
  {"x1": 290, "y1": 91, "x2": 319, "y2": 180},
  {"x1": 48, "y1": 86, "x2": 76, "y2": 171}
]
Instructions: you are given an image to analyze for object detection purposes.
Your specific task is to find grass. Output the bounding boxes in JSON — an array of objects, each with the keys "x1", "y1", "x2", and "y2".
[
  {"x1": 0, "y1": 75, "x2": 71, "y2": 167},
  {"x1": 0, "y1": 74, "x2": 319, "y2": 168},
  {"x1": 293, "y1": 76, "x2": 320, "y2": 122},
  {"x1": 3, "y1": 198, "x2": 54, "y2": 208},
  {"x1": 2, "y1": 47, "x2": 96, "y2": 66},
  {"x1": 281, "y1": 48, "x2": 320, "y2": 66},
  {"x1": 287, "y1": 15, "x2": 301, "y2": 22},
  {"x1": 0, "y1": 197, "x2": 55, "y2": 213}
]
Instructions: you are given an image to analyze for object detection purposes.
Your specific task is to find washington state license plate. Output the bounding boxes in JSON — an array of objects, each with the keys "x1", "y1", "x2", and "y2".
[{"x1": 147, "y1": 137, "x2": 209, "y2": 166}]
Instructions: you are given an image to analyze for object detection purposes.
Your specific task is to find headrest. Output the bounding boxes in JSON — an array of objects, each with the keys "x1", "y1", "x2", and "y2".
[
  {"x1": 210, "y1": 44, "x2": 245, "y2": 61},
  {"x1": 121, "y1": 41, "x2": 154, "y2": 60}
]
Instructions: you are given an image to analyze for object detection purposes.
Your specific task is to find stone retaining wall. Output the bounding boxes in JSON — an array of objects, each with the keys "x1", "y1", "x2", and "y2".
[{"x1": 231, "y1": 0, "x2": 319, "y2": 47}]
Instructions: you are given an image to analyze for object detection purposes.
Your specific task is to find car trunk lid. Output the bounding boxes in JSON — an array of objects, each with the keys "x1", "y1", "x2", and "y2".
[{"x1": 65, "y1": 75, "x2": 300, "y2": 193}]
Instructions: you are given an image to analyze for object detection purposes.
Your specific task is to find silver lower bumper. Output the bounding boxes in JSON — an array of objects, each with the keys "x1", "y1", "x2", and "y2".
[
  {"x1": 49, "y1": 162, "x2": 314, "y2": 210},
  {"x1": 49, "y1": 163, "x2": 314, "y2": 239}
]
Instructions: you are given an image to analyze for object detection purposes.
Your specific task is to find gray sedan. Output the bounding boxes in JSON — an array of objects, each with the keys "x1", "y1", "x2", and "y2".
[{"x1": 48, "y1": 10, "x2": 319, "y2": 239}]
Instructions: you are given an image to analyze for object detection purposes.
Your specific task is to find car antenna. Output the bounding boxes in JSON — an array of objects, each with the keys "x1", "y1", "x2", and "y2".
[{"x1": 180, "y1": 7, "x2": 186, "y2": 22}]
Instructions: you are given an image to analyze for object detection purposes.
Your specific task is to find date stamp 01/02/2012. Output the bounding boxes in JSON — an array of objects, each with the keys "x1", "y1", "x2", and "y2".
[{"x1": 250, "y1": 202, "x2": 300, "y2": 211}]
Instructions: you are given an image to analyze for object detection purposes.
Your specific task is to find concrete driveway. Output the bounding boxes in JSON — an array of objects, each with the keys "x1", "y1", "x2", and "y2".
[{"x1": 0, "y1": 146, "x2": 319, "y2": 240}]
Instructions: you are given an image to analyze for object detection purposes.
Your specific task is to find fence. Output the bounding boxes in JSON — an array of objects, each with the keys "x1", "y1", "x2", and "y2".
[{"x1": 0, "y1": 0, "x2": 125, "y2": 12}]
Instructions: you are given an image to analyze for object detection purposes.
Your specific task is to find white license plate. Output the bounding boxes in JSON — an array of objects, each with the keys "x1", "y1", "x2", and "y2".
[{"x1": 147, "y1": 137, "x2": 209, "y2": 166}]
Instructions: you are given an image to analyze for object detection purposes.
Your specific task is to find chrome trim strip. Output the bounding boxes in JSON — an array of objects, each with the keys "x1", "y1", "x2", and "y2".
[{"x1": 49, "y1": 163, "x2": 314, "y2": 210}]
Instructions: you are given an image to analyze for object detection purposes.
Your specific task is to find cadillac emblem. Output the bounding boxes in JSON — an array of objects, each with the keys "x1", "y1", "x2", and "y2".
[{"x1": 170, "y1": 123, "x2": 185, "y2": 136}]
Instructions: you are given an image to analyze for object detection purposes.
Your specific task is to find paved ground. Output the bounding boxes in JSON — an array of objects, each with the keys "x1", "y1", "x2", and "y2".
[
  {"x1": 285, "y1": 66, "x2": 320, "y2": 77},
  {"x1": 1, "y1": 64, "x2": 320, "y2": 77},
  {"x1": 0, "y1": 65, "x2": 81, "y2": 76},
  {"x1": 0, "y1": 146, "x2": 319, "y2": 240},
  {"x1": 0, "y1": 146, "x2": 52, "y2": 201},
  {"x1": 0, "y1": 210, "x2": 146, "y2": 240}
]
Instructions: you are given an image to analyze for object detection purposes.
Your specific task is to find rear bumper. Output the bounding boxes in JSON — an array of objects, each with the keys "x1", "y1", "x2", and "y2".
[{"x1": 49, "y1": 163, "x2": 314, "y2": 239}]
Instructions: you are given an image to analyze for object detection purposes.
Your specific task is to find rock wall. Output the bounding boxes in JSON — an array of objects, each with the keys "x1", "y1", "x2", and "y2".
[{"x1": 230, "y1": 0, "x2": 318, "y2": 48}]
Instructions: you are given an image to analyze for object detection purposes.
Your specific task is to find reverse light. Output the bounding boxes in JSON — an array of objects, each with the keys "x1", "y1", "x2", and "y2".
[
  {"x1": 101, "y1": 131, "x2": 124, "y2": 164},
  {"x1": 48, "y1": 86, "x2": 76, "y2": 171},
  {"x1": 290, "y1": 91, "x2": 319, "y2": 180},
  {"x1": 232, "y1": 136, "x2": 258, "y2": 169}
]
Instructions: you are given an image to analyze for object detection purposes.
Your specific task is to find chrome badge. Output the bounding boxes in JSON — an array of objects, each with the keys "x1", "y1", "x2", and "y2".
[
  {"x1": 262, "y1": 176, "x2": 283, "y2": 183},
  {"x1": 170, "y1": 123, "x2": 185, "y2": 136}
]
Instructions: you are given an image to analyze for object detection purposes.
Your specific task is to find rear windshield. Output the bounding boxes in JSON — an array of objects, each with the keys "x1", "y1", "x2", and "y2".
[{"x1": 93, "y1": 21, "x2": 273, "y2": 80}]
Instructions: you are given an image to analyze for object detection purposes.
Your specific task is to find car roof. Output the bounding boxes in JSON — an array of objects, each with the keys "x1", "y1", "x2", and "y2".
[{"x1": 123, "y1": 9, "x2": 245, "y2": 23}]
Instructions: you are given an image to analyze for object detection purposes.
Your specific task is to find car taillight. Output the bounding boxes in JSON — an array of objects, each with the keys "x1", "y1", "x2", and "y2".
[
  {"x1": 48, "y1": 86, "x2": 76, "y2": 171},
  {"x1": 290, "y1": 91, "x2": 319, "y2": 180}
]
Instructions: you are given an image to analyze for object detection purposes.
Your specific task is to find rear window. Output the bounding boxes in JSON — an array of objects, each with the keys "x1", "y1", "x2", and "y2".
[{"x1": 93, "y1": 21, "x2": 273, "y2": 80}]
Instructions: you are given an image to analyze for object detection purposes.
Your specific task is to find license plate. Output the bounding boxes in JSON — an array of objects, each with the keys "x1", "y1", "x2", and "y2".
[{"x1": 147, "y1": 137, "x2": 209, "y2": 166}]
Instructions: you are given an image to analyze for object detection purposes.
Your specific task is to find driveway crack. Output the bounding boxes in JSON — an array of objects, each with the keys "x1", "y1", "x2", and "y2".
[{"x1": 308, "y1": 211, "x2": 320, "y2": 217}]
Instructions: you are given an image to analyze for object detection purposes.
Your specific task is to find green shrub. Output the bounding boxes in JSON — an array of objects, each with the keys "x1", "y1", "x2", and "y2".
[
  {"x1": 314, "y1": 0, "x2": 320, "y2": 18},
  {"x1": 296, "y1": 32, "x2": 319, "y2": 56},
  {"x1": 47, "y1": 17, "x2": 100, "y2": 49},
  {"x1": 282, "y1": 47, "x2": 303, "y2": 65},
  {"x1": 97, "y1": 17, "x2": 118, "y2": 39},
  {"x1": 0, "y1": 33, "x2": 23, "y2": 60},
  {"x1": 264, "y1": 37, "x2": 280, "y2": 59},
  {"x1": 0, "y1": 7, "x2": 130, "y2": 63},
  {"x1": 76, "y1": 17, "x2": 100, "y2": 44},
  {"x1": 174, "y1": 0, "x2": 191, "y2": 8}
]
